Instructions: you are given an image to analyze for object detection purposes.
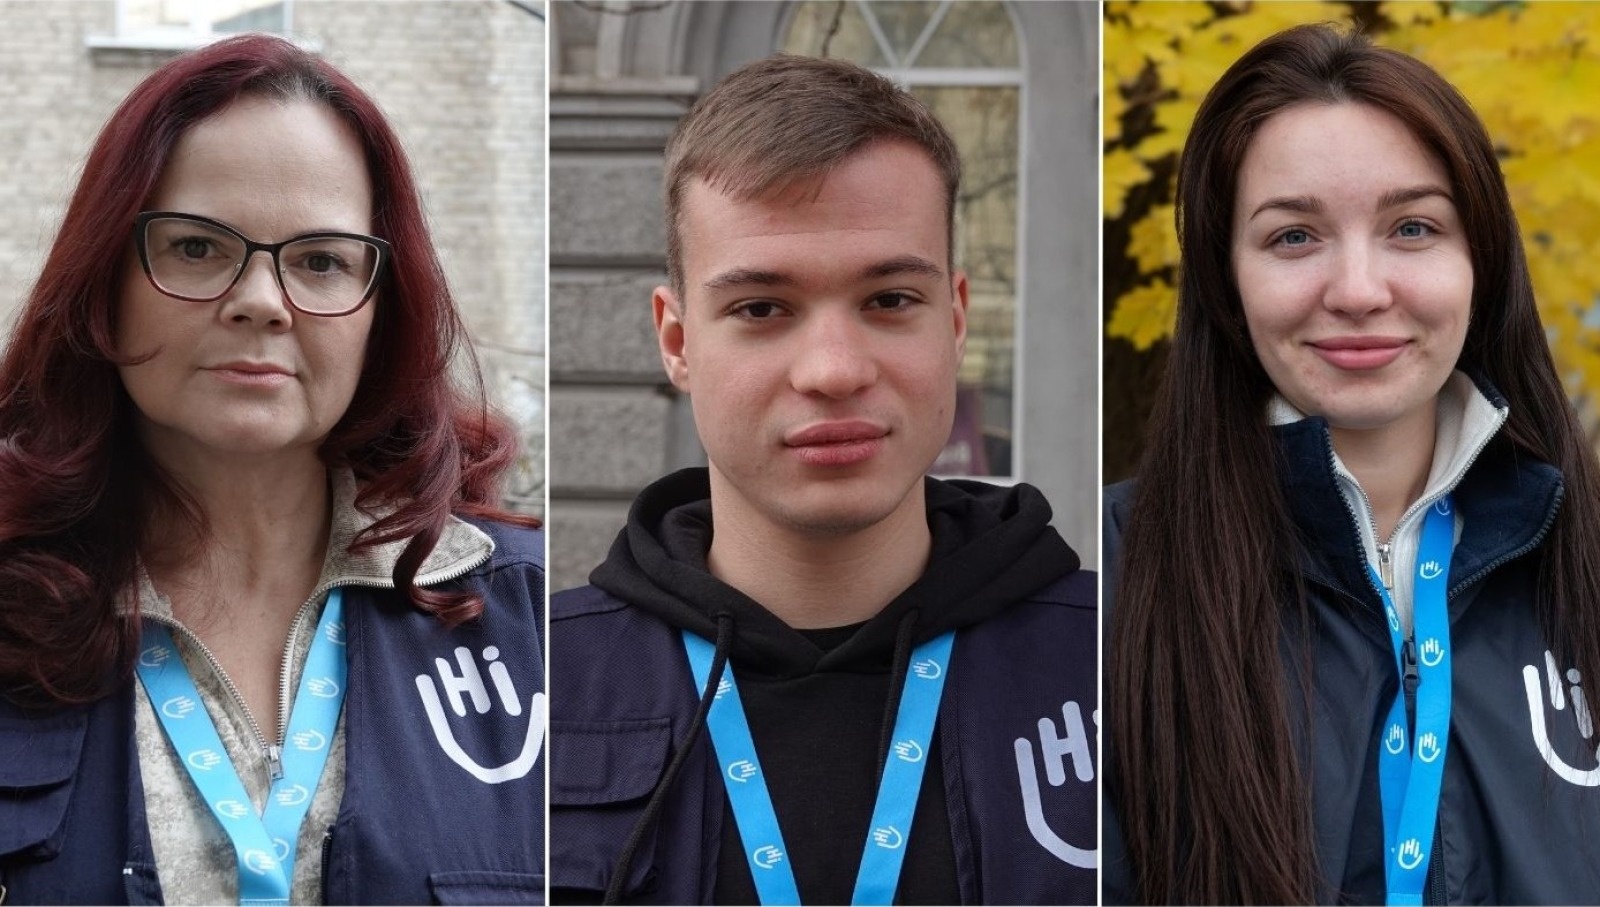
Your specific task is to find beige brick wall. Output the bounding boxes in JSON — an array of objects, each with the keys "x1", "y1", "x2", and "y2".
[{"x1": 0, "y1": 0, "x2": 545, "y2": 514}]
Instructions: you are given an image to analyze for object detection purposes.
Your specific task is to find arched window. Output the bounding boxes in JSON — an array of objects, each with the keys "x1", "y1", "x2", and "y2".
[{"x1": 782, "y1": 1, "x2": 1023, "y2": 479}]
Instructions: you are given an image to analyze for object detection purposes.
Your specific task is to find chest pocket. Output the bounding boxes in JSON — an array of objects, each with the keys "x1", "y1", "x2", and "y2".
[
  {"x1": 0, "y1": 710, "x2": 86, "y2": 864},
  {"x1": 549, "y1": 718, "x2": 673, "y2": 902}
]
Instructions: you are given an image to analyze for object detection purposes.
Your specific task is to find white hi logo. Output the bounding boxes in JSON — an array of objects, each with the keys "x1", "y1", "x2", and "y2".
[
  {"x1": 1523, "y1": 650, "x2": 1600, "y2": 785},
  {"x1": 415, "y1": 645, "x2": 545, "y2": 784},
  {"x1": 1012, "y1": 700, "x2": 1097, "y2": 868}
]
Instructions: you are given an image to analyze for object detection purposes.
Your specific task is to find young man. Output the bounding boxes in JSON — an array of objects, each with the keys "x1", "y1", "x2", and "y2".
[{"x1": 550, "y1": 55, "x2": 1095, "y2": 905}]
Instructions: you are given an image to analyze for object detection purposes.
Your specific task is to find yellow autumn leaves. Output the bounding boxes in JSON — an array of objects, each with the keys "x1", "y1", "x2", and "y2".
[{"x1": 1105, "y1": 1, "x2": 1600, "y2": 407}]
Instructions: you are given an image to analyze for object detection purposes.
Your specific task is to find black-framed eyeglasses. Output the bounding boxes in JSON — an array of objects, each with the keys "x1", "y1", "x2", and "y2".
[{"x1": 133, "y1": 211, "x2": 391, "y2": 317}]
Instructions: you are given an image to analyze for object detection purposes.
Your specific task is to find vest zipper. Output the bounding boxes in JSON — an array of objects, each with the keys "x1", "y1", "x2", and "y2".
[
  {"x1": 320, "y1": 827, "x2": 336, "y2": 904},
  {"x1": 1426, "y1": 816, "x2": 1446, "y2": 905},
  {"x1": 141, "y1": 545, "x2": 493, "y2": 781}
]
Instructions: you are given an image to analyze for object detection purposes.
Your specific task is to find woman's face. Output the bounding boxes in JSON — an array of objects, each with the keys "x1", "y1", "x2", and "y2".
[
  {"x1": 116, "y1": 97, "x2": 377, "y2": 467},
  {"x1": 1231, "y1": 102, "x2": 1472, "y2": 437}
]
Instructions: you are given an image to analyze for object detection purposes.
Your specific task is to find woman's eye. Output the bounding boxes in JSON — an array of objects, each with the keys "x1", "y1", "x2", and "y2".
[
  {"x1": 174, "y1": 238, "x2": 215, "y2": 260},
  {"x1": 302, "y1": 253, "x2": 344, "y2": 274},
  {"x1": 1396, "y1": 221, "x2": 1432, "y2": 239},
  {"x1": 1278, "y1": 229, "x2": 1310, "y2": 247}
]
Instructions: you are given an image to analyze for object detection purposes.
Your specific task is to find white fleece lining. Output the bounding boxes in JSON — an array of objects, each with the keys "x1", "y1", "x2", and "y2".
[{"x1": 1269, "y1": 371, "x2": 1508, "y2": 634}]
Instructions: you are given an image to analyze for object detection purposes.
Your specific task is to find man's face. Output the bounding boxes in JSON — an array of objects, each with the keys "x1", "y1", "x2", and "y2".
[{"x1": 655, "y1": 139, "x2": 968, "y2": 538}]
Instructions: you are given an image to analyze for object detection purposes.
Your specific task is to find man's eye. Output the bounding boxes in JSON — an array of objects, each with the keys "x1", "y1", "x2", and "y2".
[
  {"x1": 735, "y1": 301, "x2": 782, "y2": 319},
  {"x1": 867, "y1": 292, "x2": 916, "y2": 311}
]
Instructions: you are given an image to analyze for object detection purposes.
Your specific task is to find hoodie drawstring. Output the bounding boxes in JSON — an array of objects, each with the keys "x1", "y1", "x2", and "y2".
[
  {"x1": 603, "y1": 614, "x2": 734, "y2": 905},
  {"x1": 874, "y1": 609, "x2": 920, "y2": 784}
]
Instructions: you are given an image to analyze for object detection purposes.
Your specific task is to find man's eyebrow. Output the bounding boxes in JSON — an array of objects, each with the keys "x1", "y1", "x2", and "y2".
[
  {"x1": 858, "y1": 255, "x2": 945, "y2": 281},
  {"x1": 1376, "y1": 184, "x2": 1452, "y2": 211},
  {"x1": 702, "y1": 268, "x2": 797, "y2": 292},
  {"x1": 701, "y1": 256, "x2": 945, "y2": 292}
]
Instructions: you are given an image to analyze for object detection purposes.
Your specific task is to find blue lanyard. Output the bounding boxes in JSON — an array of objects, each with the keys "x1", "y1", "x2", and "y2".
[
  {"x1": 1369, "y1": 497, "x2": 1454, "y2": 906},
  {"x1": 681, "y1": 628, "x2": 955, "y2": 906},
  {"x1": 136, "y1": 588, "x2": 348, "y2": 906}
]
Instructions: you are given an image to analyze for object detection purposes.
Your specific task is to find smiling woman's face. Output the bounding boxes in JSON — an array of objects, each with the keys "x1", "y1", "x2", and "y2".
[
  {"x1": 116, "y1": 96, "x2": 376, "y2": 468},
  {"x1": 1230, "y1": 102, "x2": 1473, "y2": 438}
]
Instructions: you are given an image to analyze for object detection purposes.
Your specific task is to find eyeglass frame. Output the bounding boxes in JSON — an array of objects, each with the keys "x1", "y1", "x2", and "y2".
[{"x1": 132, "y1": 210, "x2": 392, "y2": 317}]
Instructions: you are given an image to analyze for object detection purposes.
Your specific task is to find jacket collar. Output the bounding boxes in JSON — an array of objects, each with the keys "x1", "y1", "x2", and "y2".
[
  {"x1": 1271, "y1": 372, "x2": 1562, "y2": 610},
  {"x1": 131, "y1": 468, "x2": 495, "y2": 619}
]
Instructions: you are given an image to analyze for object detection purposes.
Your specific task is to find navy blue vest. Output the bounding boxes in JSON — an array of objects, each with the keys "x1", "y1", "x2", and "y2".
[
  {"x1": 550, "y1": 569, "x2": 1098, "y2": 904},
  {"x1": 0, "y1": 522, "x2": 546, "y2": 905}
]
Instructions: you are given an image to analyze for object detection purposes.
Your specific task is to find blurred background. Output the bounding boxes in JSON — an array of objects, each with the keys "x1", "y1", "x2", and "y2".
[
  {"x1": 549, "y1": 0, "x2": 1100, "y2": 590},
  {"x1": 0, "y1": 0, "x2": 546, "y2": 516},
  {"x1": 1104, "y1": 0, "x2": 1600, "y2": 483}
]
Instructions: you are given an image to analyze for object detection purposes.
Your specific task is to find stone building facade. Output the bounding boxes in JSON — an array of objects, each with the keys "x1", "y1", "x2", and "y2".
[
  {"x1": 548, "y1": 0, "x2": 1099, "y2": 590},
  {"x1": 0, "y1": 0, "x2": 545, "y2": 514}
]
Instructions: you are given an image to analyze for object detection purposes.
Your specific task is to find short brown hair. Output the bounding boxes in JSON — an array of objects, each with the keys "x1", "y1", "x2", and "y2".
[{"x1": 663, "y1": 53, "x2": 961, "y2": 294}]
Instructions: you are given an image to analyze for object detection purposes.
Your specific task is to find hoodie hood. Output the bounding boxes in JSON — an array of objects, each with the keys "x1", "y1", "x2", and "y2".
[{"x1": 590, "y1": 467, "x2": 1078, "y2": 678}]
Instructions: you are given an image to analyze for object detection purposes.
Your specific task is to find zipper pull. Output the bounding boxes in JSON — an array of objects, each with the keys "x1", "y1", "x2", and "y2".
[
  {"x1": 1402, "y1": 637, "x2": 1421, "y2": 693},
  {"x1": 1378, "y1": 543, "x2": 1394, "y2": 590},
  {"x1": 267, "y1": 744, "x2": 284, "y2": 782}
]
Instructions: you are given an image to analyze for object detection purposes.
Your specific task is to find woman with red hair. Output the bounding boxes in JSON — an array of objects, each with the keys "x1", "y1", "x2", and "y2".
[{"x1": 0, "y1": 35, "x2": 544, "y2": 904}]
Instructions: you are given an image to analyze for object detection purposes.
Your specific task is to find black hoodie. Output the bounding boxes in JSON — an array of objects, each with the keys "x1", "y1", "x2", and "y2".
[{"x1": 587, "y1": 468, "x2": 1079, "y2": 905}]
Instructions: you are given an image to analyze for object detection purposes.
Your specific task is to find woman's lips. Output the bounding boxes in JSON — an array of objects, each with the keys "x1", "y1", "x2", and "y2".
[
  {"x1": 204, "y1": 362, "x2": 294, "y2": 387},
  {"x1": 1309, "y1": 337, "x2": 1408, "y2": 370},
  {"x1": 784, "y1": 420, "x2": 888, "y2": 467}
]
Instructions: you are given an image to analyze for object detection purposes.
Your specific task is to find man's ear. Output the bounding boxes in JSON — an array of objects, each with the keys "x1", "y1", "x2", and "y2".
[
  {"x1": 951, "y1": 269, "x2": 970, "y2": 361},
  {"x1": 654, "y1": 286, "x2": 690, "y2": 392}
]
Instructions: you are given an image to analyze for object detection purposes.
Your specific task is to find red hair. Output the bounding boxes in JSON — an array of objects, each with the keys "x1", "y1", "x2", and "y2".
[{"x1": 0, "y1": 34, "x2": 534, "y2": 706}]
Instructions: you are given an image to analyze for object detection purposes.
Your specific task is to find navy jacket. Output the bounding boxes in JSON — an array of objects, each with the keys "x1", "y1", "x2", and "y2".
[
  {"x1": 1104, "y1": 415, "x2": 1600, "y2": 904},
  {"x1": 550, "y1": 570, "x2": 1098, "y2": 904},
  {"x1": 0, "y1": 521, "x2": 546, "y2": 906}
]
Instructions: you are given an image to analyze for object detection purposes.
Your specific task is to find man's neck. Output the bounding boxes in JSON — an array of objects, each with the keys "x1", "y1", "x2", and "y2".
[{"x1": 706, "y1": 482, "x2": 932, "y2": 630}]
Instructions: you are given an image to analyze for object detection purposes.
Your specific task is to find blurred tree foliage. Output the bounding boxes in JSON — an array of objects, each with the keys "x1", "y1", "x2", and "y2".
[{"x1": 1103, "y1": 1, "x2": 1600, "y2": 482}]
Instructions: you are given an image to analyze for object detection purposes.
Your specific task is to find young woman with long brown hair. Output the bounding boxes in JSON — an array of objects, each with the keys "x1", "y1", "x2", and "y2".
[
  {"x1": 1107, "y1": 24, "x2": 1600, "y2": 905},
  {"x1": 0, "y1": 36, "x2": 544, "y2": 904}
]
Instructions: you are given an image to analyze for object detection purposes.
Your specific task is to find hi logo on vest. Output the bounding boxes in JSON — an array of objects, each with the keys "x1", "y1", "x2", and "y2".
[
  {"x1": 415, "y1": 644, "x2": 544, "y2": 784},
  {"x1": 1013, "y1": 700, "x2": 1097, "y2": 869},
  {"x1": 1418, "y1": 560, "x2": 1444, "y2": 581},
  {"x1": 1523, "y1": 649, "x2": 1600, "y2": 785},
  {"x1": 727, "y1": 759, "x2": 759, "y2": 783}
]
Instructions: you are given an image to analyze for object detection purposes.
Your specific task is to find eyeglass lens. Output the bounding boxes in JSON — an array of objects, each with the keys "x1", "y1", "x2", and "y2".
[{"x1": 142, "y1": 216, "x2": 381, "y2": 314}]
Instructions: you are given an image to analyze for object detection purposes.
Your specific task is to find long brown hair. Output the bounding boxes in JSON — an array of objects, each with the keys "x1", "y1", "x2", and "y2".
[{"x1": 1109, "y1": 24, "x2": 1600, "y2": 903}]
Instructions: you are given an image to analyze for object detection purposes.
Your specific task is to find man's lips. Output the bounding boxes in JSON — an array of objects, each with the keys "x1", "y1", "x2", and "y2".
[
  {"x1": 784, "y1": 420, "x2": 889, "y2": 447},
  {"x1": 784, "y1": 420, "x2": 888, "y2": 467},
  {"x1": 1308, "y1": 336, "x2": 1408, "y2": 370}
]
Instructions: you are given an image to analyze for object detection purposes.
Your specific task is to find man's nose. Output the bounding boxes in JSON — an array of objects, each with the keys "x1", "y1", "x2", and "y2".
[{"x1": 790, "y1": 310, "x2": 878, "y2": 398}]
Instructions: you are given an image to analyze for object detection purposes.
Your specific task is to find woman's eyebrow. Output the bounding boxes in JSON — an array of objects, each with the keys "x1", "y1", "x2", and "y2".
[{"x1": 1247, "y1": 195, "x2": 1323, "y2": 221}]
